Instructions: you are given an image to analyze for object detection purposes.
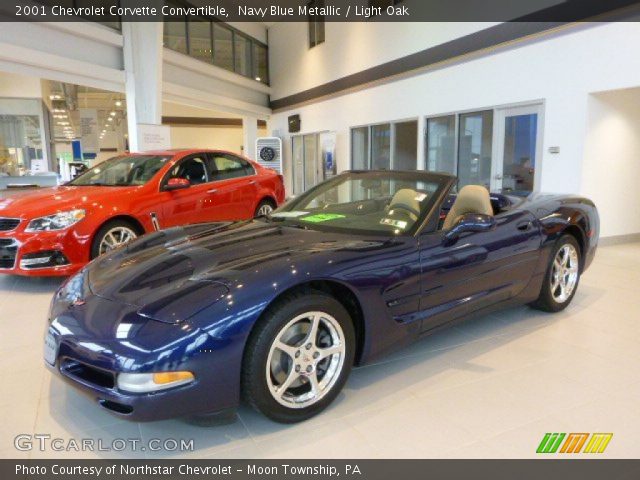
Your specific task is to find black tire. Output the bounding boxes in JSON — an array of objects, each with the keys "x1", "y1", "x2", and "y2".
[
  {"x1": 90, "y1": 219, "x2": 141, "y2": 260},
  {"x1": 242, "y1": 290, "x2": 356, "y2": 423},
  {"x1": 254, "y1": 198, "x2": 276, "y2": 218},
  {"x1": 530, "y1": 234, "x2": 581, "y2": 312}
]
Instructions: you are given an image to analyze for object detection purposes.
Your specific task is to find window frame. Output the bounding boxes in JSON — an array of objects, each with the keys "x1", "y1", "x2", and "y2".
[
  {"x1": 349, "y1": 118, "x2": 419, "y2": 171},
  {"x1": 161, "y1": 1, "x2": 269, "y2": 84},
  {"x1": 207, "y1": 153, "x2": 256, "y2": 182},
  {"x1": 308, "y1": 0, "x2": 326, "y2": 48},
  {"x1": 160, "y1": 153, "x2": 211, "y2": 189}
]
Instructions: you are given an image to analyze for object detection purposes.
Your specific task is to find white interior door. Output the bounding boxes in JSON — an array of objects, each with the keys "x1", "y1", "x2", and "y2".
[{"x1": 491, "y1": 104, "x2": 543, "y2": 192}]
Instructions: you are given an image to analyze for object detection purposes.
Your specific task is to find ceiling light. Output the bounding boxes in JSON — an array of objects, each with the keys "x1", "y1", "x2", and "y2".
[
  {"x1": 115, "y1": 100, "x2": 122, "y2": 107},
  {"x1": 49, "y1": 95, "x2": 62, "y2": 100},
  {"x1": 110, "y1": 111, "x2": 116, "y2": 116},
  {"x1": 255, "y1": 77, "x2": 261, "y2": 82},
  {"x1": 108, "y1": 117, "x2": 113, "y2": 122},
  {"x1": 102, "y1": 130, "x2": 106, "y2": 133},
  {"x1": 58, "y1": 122, "x2": 69, "y2": 126}
]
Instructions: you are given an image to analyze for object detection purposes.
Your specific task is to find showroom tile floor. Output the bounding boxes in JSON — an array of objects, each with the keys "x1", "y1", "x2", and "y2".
[{"x1": 1, "y1": 242, "x2": 639, "y2": 459}]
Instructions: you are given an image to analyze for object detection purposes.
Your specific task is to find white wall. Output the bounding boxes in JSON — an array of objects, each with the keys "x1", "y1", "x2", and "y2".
[
  {"x1": 582, "y1": 88, "x2": 640, "y2": 238},
  {"x1": 170, "y1": 125, "x2": 267, "y2": 155},
  {"x1": 268, "y1": 21, "x2": 497, "y2": 100},
  {"x1": 269, "y1": 22, "x2": 640, "y2": 238}
]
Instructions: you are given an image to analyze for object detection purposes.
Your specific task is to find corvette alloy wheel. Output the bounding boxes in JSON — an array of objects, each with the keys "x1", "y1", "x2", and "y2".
[
  {"x1": 98, "y1": 226, "x2": 138, "y2": 255},
  {"x1": 550, "y1": 243, "x2": 579, "y2": 303},
  {"x1": 266, "y1": 311, "x2": 346, "y2": 409}
]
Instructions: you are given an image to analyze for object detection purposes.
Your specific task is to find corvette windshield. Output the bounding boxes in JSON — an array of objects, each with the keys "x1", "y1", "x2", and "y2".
[
  {"x1": 272, "y1": 172, "x2": 447, "y2": 235},
  {"x1": 69, "y1": 155, "x2": 171, "y2": 186}
]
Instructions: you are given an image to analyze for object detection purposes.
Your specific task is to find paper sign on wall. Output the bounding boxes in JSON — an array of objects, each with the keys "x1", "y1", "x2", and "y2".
[
  {"x1": 137, "y1": 124, "x2": 171, "y2": 151},
  {"x1": 79, "y1": 109, "x2": 99, "y2": 154}
]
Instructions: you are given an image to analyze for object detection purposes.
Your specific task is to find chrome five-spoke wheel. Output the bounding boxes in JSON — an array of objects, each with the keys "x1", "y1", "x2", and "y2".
[
  {"x1": 242, "y1": 291, "x2": 355, "y2": 423},
  {"x1": 550, "y1": 243, "x2": 579, "y2": 303},
  {"x1": 98, "y1": 226, "x2": 137, "y2": 255},
  {"x1": 266, "y1": 311, "x2": 346, "y2": 409}
]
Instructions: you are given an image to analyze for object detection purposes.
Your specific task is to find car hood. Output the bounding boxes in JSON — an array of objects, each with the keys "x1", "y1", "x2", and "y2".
[
  {"x1": 87, "y1": 221, "x2": 389, "y2": 323},
  {"x1": 0, "y1": 185, "x2": 140, "y2": 219}
]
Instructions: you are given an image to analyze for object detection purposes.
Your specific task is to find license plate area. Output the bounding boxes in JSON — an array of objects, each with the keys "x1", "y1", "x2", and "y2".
[{"x1": 44, "y1": 330, "x2": 58, "y2": 365}]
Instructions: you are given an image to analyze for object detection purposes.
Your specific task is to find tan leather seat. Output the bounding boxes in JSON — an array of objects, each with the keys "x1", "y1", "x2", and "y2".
[
  {"x1": 442, "y1": 185, "x2": 493, "y2": 230},
  {"x1": 388, "y1": 189, "x2": 421, "y2": 222}
]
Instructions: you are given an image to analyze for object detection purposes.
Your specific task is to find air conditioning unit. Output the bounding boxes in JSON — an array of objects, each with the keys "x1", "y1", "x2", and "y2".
[{"x1": 255, "y1": 137, "x2": 283, "y2": 174}]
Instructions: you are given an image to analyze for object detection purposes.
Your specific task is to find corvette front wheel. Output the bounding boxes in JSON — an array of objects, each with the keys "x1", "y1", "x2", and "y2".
[{"x1": 242, "y1": 291, "x2": 355, "y2": 423}]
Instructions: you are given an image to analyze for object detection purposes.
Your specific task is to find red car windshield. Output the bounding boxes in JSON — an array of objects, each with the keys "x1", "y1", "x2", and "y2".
[{"x1": 69, "y1": 155, "x2": 171, "y2": 187}]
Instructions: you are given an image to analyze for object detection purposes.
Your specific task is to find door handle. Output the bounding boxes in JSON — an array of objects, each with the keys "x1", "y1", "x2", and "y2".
[
  {"x1": 248, "y1": 180, "x2": 256, "y2": 185},
  {"x1": 207, "y1": 188, "x2": 218, "y2": 194},
  {"x1": 517, "y1": 221, "x2": 532, "y2": 231}
]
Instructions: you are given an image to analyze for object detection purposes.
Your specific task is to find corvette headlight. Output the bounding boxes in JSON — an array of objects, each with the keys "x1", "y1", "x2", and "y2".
[
  {"x1": 26, "y1": 209, "x2": 86, "y2": 232},
  {"x1": 117, "y1": 371, "x2": 195, "y2": 393}
]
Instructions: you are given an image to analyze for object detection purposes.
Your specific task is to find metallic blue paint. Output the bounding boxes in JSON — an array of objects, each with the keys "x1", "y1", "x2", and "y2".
[{"x1": 45, "y1": 172, "x2": 599, "y2": 421}]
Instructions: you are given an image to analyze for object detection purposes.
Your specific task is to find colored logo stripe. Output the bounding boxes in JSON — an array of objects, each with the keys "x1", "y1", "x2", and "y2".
[
  {"x1": 560, "y1": 433, "x2": 589, "y2": 453},
  {"x1": 583, "y1": 433, "x2": 613, "y2": 453},
  {"x1": 537, "y1": 433, "x2": 566, "y2": 453},
  {"x1": 537, "y1": 433, "x2": 613, "y2": 453}
]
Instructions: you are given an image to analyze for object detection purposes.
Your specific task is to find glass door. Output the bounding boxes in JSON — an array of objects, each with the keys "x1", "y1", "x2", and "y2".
[
  {"x1": 457, "y1": 111, "x2": 493, "y2": 190},
  {"x1": 291, "y1": 133, "x2": 324, "y2": 195},
  {"x1": 492, "y1": 104, "x2": 542, "y2": 192}
]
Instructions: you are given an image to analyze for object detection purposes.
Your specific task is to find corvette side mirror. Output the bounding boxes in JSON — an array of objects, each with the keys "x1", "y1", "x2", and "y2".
[
  {"x1": 163, "y1": 178, "x2": 190, "y2": 191},
  {"x1": 443, "y1": 213, "x2": 496, "y2": 244}
]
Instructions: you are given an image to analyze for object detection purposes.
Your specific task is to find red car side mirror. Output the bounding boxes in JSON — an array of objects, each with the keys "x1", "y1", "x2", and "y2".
[{"x1": 164, "y1": 178, "x2": 190, "y2": 191}]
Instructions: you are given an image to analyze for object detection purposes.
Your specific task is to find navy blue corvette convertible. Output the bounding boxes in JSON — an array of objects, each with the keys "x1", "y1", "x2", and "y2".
[{"x1": 45, "y1": 170, "x2": 599, "y2": 423}]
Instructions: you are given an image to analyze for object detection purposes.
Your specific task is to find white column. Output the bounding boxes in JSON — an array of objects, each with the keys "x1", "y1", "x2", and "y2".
[
  {"x1": 122, "y1": 21, "x2": 163, "y2": 152},
  {"x1": 417, "y1": 115, "x2": 426, "y2": 170},
  {"x1": 242, "y1": 116, "x2": 258, "y2": 159}
]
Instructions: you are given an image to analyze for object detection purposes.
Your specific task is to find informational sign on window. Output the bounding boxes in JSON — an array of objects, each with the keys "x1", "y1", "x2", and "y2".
[
  {"x1": 320, "y1": 131, "x2": 337, "y2": 179},
  {"x1": 79, "y1": 109, "x2": 99, "y2": 154},
  {"x1": 137, "y1": 124, "x2": 171, "y2": 151}
]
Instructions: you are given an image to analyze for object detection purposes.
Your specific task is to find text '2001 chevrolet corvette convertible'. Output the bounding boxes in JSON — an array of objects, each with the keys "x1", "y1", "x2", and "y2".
[{"x1": 44, "y1": 170, "x2": 598, "y2": 423}]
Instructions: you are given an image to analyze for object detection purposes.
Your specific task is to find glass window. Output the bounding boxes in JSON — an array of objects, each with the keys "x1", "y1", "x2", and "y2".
[
  {"x1": 351, "y1": 127, "x2": 369, "y2": 170},
  {"x1": 168, "y1": 156, "x2": 208, "y2": 185},
  {"x1": 273, "y1": 171, "x2": 445, "y2": 236},
  {"x1": 426, "y1": 115, "x2": 456, "y2": 174},
  {"x1": 0, "y1": 115, "x2": 42, "y2": 176},
  {"x1": 164, "y1": 21, "x2": 187, "y2": 54},
  {"x1": 69, "y1": 155, "x2": 171, "y2": 186},
  {"x1": 213, "y1": 24, "x2": 234, "y2": 71},
  {"x1": 292, "y1": 136, "x2": 305, "y2": 194},
  {"x1": 371, "y1": 124, "x2": 391, "y2": 170},
  {"x1": 303, "y1": 134, "x2": 318, "y2": 190},
  {"x1": 458, "y1": 111, "x2": 493, "y2": 190},
  {"x1": 209, "y1": 154, "x2": 251, "y2": 181},
  {"x1": 234, "y1": 34, "x2": 252, "y2": 77},
  {"x1": 308, "y1": 0, "x2": 325, "y2": 48},
  {"x1": 252, "y1": 43, "x2": 268, "y2": 83},
  {"x1": 393, "y1": 120, "x2": 417, "y2": 170},
  {"x1": 502, "y1": 113, "x2": 537, "y2": 193},
  {"x1": 188, "y1": 19, "x2": 213, "y2": 63}
]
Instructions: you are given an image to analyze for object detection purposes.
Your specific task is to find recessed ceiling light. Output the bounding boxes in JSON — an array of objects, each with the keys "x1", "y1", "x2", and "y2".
[
  {"x1": 108, "y1": 117, "x2": 113, "y2": 122},
  {"x1": 110, "y1": 111, "x2": 116, "y2": 116},
  {"x1": 115, "y1": 100, "x2": 122, "y2": 107},
  {"x1": 255, "y1": 77, "x2": 261, "y2": 81}
]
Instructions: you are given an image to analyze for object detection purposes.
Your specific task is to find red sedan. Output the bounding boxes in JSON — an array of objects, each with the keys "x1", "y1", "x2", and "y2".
[{"x1": 0, "y1": 149, "x2": 285, "y2": 276}]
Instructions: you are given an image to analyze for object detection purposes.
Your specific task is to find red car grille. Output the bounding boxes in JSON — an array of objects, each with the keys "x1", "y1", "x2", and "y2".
[
  {"x1": 0, "y1": 218, "x2": 20, "y2": 231},
  {"x1": 0, "y1": 239, "x2": 17, "y2": 269}
]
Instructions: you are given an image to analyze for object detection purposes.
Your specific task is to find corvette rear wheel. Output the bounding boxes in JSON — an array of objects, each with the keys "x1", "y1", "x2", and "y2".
[
  {"x1": 530, "y1": 234, "x2": 581, "y2": 312},
  {"x1": 91, "y1": 220, "x2": 139, "y2": 259},
  {"x1": 242, "y1": 291, "x2": 355, "y2": 423}
]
